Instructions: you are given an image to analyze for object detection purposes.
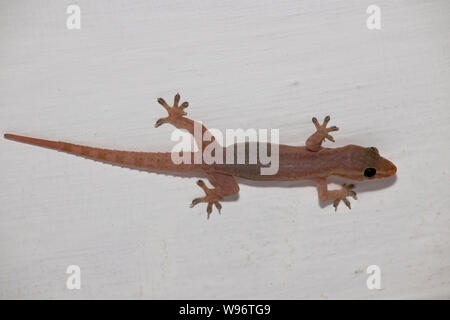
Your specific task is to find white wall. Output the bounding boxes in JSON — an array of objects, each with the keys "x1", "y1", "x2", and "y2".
[{"x1": 0, "y1": 0, "x2": 449, "y2": 299}]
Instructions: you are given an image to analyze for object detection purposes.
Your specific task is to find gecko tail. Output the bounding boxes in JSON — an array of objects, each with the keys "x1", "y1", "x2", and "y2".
[
  {"x1": 4, "y1": 132, "x2": 199, "y2": 173},
  {"x1": 4, "y1": 133, "x2": 61, "y2": 150}
]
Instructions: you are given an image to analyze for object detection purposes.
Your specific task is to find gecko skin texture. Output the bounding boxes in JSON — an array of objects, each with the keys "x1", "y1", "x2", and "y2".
[{"x1": 4, "y1": 94, "x2": 397, "y2": 218}]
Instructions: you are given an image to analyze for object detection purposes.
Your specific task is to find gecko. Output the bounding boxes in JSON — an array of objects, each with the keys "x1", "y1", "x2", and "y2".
[{"x1": 4, "y1": 93, "x2": 397, "y2": 218}]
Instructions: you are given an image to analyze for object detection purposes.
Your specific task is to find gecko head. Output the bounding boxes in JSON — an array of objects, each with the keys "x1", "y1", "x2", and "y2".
[{"x1": 334, "y1": 145, "x2": 397, "y2": 181}]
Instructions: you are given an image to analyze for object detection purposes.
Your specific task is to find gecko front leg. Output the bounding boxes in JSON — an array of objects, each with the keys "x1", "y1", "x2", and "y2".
[
  {"x1": 191, "y1": 173, "x2": 240, "y2": 219},
  {"x1": 314, "y1": 179, "x2": 357, "y2": 211},
  {"x1": 306, "y1": 116, "x2": 339, "y2": 152}
]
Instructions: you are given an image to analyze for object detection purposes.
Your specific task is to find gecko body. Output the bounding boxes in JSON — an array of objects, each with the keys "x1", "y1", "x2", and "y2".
[{"x1": 4, "y1": 94, "x2": 397, "y2": 217}]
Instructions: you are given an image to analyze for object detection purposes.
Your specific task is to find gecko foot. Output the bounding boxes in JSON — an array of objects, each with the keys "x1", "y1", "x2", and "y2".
[
  {"x1": 155, "y1": 93, "x2": 189, "y2": 127},
  {"x1": 190, "y1": 180, "x2": 223, "y2": 219},
  {"x1": 333, "y1": 184, "x2": 358, "y2": 211},
  {"x1": 312, "y1": 115, "x2": 339, "y2": 143}
]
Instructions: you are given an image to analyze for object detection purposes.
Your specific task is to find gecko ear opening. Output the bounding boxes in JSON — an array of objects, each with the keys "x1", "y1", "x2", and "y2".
[{"x1": 364, "y1": 168, "x2": 377, "y2": 178}]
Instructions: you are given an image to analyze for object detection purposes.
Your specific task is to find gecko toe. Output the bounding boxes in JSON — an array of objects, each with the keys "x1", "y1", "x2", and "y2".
[
  {"x1": 327, "y1": 126, "x2": 339, "y2": 132},
  {"x1": 342, "y1": 198, "x2": 351, "y2": 209},
  {"x1": 155, "y1": 117, "x2": 168, "y2": 128},
  {"x1": 206, "y1": 202, "x2": 213, "y2": 218},
  {"x1": 180, "y1": 101, "x2": 189, "y2": 110},
  {"x1": 349, "y1": 190, "x2": 357, "y2": 200},
  {"x1": 214, "y1": 202, "x2": 222, "y2": 213},
  {"x1": 333, "y1": 199, "x2": 340, "y2": 211},
  {"x1": 174, "y1": 93, "x2": 181, "y2": 106},
  {"x1": 190, "y1": 197, "x2": 204, "y2": 207}
]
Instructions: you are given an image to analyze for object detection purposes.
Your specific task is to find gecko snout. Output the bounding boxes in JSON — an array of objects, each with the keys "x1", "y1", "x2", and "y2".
[
  {"x1": 375, "y1": 157, "x2": 397, "y2": 178},
  {"x1": 362, "y1": 157, "x2": 396, "y2": 180}
]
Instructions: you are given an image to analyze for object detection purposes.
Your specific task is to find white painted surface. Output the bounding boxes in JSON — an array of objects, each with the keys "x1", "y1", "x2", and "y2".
[{"x1": 0, "y1": 0, "x2": 449, "y2": 299}]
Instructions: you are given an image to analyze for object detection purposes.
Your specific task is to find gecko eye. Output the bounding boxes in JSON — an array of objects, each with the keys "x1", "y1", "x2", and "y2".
[{"x1": 364, "y1": 168, "x2": 377, "y2": 178}]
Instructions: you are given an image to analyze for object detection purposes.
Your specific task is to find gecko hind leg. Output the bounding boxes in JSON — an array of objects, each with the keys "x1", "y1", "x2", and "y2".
[
  {"x1": 155, "y1": 93, "x2": 216, "y2": 152},
  {"x1": 155, "y1": 93, "x2": 189, "y2": 128},
  {"x1": 190, "y1": 173, "x2": 240, "y2": 219},
  {"x1": 306, "y1": 116, "x2": 339, "y2": 152},
  {"x1": 190, "y1": 180, "x2": 223, "y2": 218}
]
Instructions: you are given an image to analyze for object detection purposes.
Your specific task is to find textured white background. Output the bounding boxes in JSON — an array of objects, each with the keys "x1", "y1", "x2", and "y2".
[{"x1": 0, "y1": 0, "x2": 449, "y2": 299}]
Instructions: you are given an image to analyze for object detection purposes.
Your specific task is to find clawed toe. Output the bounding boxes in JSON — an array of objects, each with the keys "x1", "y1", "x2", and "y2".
[
  {"x1": 191, "y1": 197, "x2": 222, "y2": 219},
  {"x1": 206, "y1": 202, "x2": 222, "y2": 217},
  {"x1": 157, "y1": 97, "x2": 170, "y2": 109}
]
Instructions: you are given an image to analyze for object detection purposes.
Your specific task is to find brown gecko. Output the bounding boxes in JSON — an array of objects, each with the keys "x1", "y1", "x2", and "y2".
[{"x1": 4, "y1": 94, "x2": 397, "y2": 217}]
